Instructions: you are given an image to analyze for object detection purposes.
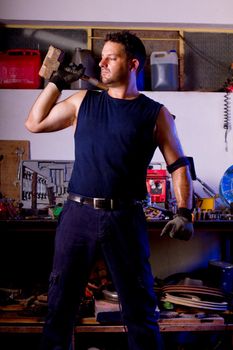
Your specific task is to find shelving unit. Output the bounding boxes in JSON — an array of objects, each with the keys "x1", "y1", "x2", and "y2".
[{"x1": 1, "y1": 23, "x2": 233, "y2": 91}]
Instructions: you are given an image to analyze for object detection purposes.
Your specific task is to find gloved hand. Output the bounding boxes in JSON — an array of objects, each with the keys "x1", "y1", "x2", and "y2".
[
  {"x1": 49, "y1": 63, "x2": 85, "y2": 91},
  {"x1": 160, "y1": 208, "x2": 194, "y2": 241}
]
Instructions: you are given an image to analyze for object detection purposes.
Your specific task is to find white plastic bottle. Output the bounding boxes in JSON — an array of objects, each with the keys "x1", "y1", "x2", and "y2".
[{"x1": 150, "y1": 50, "x2": 179, "y2": 91}]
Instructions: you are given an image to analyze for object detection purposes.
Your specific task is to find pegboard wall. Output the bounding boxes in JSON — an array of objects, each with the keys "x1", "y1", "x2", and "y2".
[{"x1": 183, "y1": 32, "x2": 233, "y2": 91}]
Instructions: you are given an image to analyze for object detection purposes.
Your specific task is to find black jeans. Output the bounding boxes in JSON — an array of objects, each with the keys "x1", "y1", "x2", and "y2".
[{"x1": 41, "y1": 199, "x2": 163, "y2": 350}]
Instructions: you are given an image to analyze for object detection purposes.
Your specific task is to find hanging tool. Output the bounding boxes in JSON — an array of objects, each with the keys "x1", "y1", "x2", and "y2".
[
  {"x1": 223, "y1": 63, "x2": 233, "y2": 151},
  {"x1": 14, "y1": 147, "x2": 24, "y2": 188},
  {"x1": 223, "y1": 92, "x2": 231, "y2": 151}
]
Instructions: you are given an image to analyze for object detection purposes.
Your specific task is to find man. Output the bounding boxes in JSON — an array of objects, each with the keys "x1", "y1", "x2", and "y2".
[{"x1": 25, "y1": 31, "x2": 194, "y2": 350}]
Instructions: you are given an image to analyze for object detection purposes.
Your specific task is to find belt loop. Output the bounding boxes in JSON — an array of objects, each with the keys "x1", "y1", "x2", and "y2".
[
  {"x1": 93, "y1": 198, "x2": 98, "y2": 209},
  {"x1": 110, "y1": 199, "x2": 114, "y2": 210}
]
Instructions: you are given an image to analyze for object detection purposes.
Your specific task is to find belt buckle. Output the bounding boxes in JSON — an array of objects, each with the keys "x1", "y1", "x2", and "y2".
[
  {"x1": 93, "y1": 198, "x2": 103, "y2": 209},
  {"x1": 93, "y1": 198, "x2": 114, "y2": 210}
]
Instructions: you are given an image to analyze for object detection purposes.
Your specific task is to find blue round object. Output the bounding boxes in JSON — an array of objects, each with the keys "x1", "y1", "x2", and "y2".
[{"x1": 219, "y1": 165, "x2": 233, "y2": 206}]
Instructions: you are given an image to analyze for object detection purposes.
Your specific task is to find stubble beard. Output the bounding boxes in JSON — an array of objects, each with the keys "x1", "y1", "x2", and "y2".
[
  {"x1": 101, "y1": 69, "x2": 128, "y2": 87},
  {"x1": 100, "y1": 69, "x2": 113, "y2": 85}
]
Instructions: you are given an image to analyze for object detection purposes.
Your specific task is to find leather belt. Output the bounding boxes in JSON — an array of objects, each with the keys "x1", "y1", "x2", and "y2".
[{"x1": 67, "y1": 193, "x2": 138, "y2": 210}]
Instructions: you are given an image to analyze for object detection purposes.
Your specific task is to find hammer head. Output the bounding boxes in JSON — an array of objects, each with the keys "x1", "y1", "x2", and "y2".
[{"x1": 39, "y1": 45, "x2": 65, "y2": 79}]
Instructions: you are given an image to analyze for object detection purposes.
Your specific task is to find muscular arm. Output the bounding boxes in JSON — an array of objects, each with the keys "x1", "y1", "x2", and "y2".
[
  {"x1": 154, "y1": 106, "x2": 193, "y2": 210},
  {"x1": 25, "y1": 82, "x2": 87, "y2": 133}
]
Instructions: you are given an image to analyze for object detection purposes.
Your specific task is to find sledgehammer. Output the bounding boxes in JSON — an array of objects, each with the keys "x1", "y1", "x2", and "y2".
[{"x1": 39, "y1": 45, "x2": 108, "y2": 91}]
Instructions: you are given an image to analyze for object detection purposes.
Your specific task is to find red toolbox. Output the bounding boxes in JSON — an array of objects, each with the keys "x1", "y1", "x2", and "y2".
[
  {"x1": 0, "y1": 49, "x2": 42, "y2": 88},
  {"x1": 146, "y1": 164, "x2": 168, "y2": 204}
]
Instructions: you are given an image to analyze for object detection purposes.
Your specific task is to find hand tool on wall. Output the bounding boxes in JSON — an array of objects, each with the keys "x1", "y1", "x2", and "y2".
[
  {"x1": 39, "y1": 45, "x2": 108, "y2": 91},
  {"x1": 16, "y1": 147, "x2": 24, "y2": 181},
  {"x1": 223, "y1": 64, "x2": 233, "y2": 152}
]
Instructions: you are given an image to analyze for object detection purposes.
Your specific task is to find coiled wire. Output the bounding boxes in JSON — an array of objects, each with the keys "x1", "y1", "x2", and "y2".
[{"x1": 223, "y1": 91, "x2": 231, "y2": 151}]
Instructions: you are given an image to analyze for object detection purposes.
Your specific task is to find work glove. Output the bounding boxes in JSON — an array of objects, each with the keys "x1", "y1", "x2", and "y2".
[
  {"x1": 160, "y1": 208, "x2": 194, "y2": 241},
  {"x1": 49, "y1": 63, "x2": 86, "y2": 91}
]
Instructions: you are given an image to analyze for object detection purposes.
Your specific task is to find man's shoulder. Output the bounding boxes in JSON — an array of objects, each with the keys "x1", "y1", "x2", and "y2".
[
  {"x1": 140, "y1": 93, "x2": 160, "y2": 104},
  {"x1": 81, "y1": 89, "x2": 106, "y2": 102},
  {"x1": 139, "y1": 93, "x2": 163, "y2": 110}
]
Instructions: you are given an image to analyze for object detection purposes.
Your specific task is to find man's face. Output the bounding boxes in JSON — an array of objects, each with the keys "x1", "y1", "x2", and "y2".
[{"x1": 99, "y1": 41, "x2": 131, "y2": 86}]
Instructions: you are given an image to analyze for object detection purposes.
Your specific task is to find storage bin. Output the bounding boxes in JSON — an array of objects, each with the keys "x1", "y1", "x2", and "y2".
[
  {"x1": 150, "y1": 50, "x2": 179, "y2": 91},
  {"x1": 0, "y1": 49, "x2": 41, "y2": 89}
]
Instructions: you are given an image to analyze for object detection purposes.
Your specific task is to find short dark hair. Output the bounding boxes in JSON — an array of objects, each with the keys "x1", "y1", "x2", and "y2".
[{"x1": 105, "y1": 31, "x2": 146, "y2": 72}]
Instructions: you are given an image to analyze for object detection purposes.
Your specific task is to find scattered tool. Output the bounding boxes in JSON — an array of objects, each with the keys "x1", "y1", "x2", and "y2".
[{"x1": 188, "y1": 156, "x2": 228, "y2": 209}]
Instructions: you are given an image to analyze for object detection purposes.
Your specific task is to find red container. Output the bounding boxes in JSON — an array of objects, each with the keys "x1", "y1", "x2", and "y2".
[
  {"x1": 146, "y1": 167, "x2": 168, "y2": 203},
  {"x1": 0, "y1": 49, "x2": 42, "y2": 88}
]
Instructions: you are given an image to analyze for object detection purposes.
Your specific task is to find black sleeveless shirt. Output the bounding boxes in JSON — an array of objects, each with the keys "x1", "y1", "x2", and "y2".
[{"x1": 68, "y1": 90, "x2": 163, "y2": 200}]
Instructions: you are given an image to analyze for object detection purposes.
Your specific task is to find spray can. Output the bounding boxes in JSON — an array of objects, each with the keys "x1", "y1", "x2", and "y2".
[{"x1": 150, "y1": 50, "x2": 179, "y2": 91}]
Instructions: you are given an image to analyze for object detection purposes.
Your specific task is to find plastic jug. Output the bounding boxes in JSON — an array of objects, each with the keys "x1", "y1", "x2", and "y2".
[{"x1": 150, "y1": 50, "x2": 179, "y2": 91}]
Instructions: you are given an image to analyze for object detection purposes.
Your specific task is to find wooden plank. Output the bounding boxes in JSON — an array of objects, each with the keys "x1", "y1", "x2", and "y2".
[
  {"x1": 0, "y1": 314, "x2": 232, "y2": 334},
  {"x1": 0, "y1": 140, "x2": 30, "y2": 201},
  {"x1": 159, "y1": 316, "x2": 225, "y2": 325}
]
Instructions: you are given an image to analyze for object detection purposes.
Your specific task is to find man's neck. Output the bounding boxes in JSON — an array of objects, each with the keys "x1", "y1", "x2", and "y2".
[{"x1": 107, "y1": 85, "x2": 140, "y2": 100}]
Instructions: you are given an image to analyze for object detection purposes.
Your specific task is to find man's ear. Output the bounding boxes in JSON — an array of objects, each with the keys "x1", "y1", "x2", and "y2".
[{"x1": 129, "y1": 58, "x2": 140, "y2": 72}]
